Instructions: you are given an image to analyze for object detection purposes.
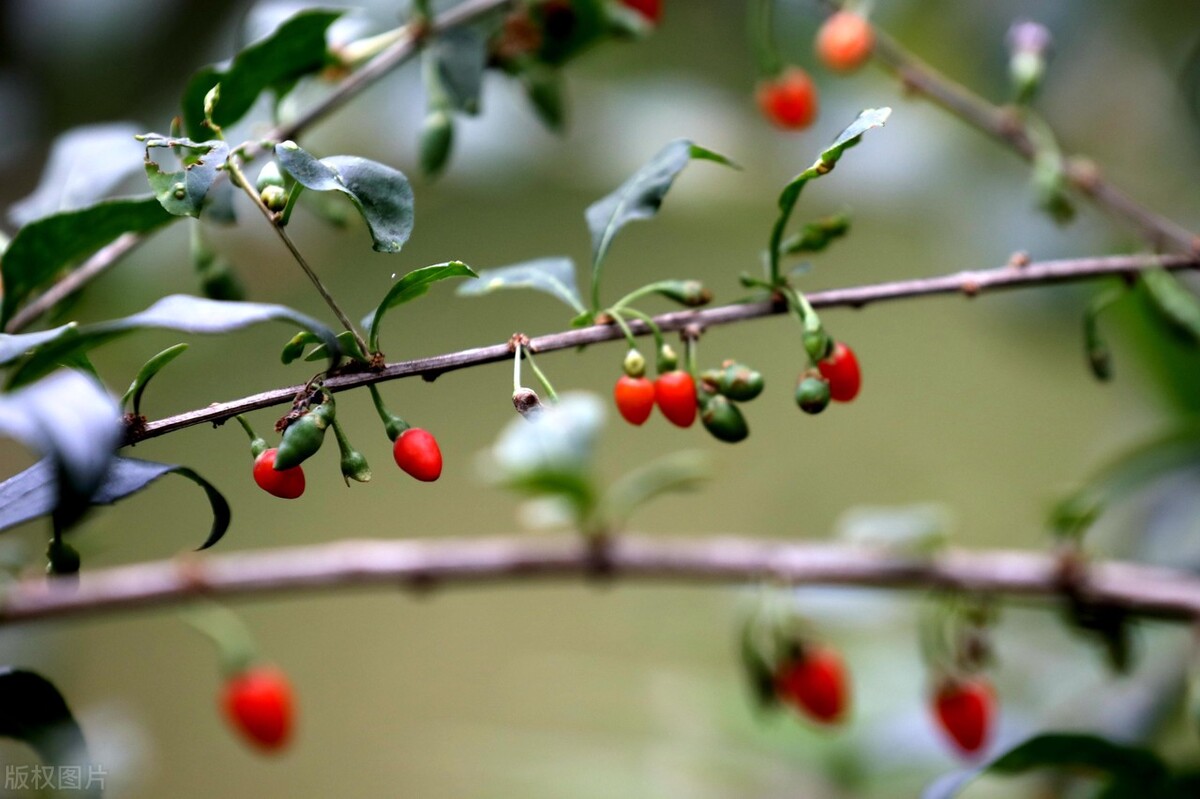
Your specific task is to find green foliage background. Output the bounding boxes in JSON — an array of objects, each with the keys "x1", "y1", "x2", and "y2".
[{"x1": 2, "y1": 0, "x2": 1200, "y2": 795}]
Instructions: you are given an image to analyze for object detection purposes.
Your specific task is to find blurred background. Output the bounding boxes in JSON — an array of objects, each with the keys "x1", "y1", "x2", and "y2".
[{"x1": 2, "y1": 0, "x2": 1200, "y2": 795}]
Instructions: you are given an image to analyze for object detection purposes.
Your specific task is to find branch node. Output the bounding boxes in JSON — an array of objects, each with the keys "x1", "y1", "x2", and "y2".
[{"x1": 1007, "y1": 250, "x2": 1031, "y2": 269}]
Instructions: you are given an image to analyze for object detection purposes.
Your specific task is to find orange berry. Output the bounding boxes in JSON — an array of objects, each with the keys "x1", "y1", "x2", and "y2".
[
  {"x1": 816, "y1": 11, "x2": 874, "y2": 73},
  {"x1": 756, "y1": 67, "x2": 819, "y2": 130}
]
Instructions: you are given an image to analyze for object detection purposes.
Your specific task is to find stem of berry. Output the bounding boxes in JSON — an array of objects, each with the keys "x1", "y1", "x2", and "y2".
[
  {"x1": 235, "y1": 415, "x2": 269, "y2": 458},
  {"x1": 521, "y1": 345, "x2": 558, "y2": 402},
  {"x1": 367, "y1": 384, "x2": 410, "y2": 442},
  {"x1": 225, "y1": 157, "x2": 371, "y2": 356},
  {"x1": 749, "y1": 0, "x2": 784, "y2": 77},
  {"x1": 615, "y1": 307, "x2": 666, "y2": 358},
  {"x1": 182, "y1": 601, "x2": 259, "y2": 677},
  {"x1": 606, "y1": 309, "x2": 640, "y2": 349}
]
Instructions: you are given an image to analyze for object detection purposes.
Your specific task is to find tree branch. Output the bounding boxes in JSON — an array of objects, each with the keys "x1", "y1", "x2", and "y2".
[
  {"x1": 128, "y1": 251, "x2": 1199, "y2": 443},
  {"x1": 866, "y1": 26, "x2": 1200, "y2": 255},
  {"x1": 3, "y1": 0, "x2": 515, "y2": 335},
  {"x1": 4, "y1": 535, "x2": 1200, "y2": 625}
]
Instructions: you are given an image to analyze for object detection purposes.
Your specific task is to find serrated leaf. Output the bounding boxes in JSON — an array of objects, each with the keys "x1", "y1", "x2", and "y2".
[
  {"x1": 431, "y1": 27, "x2": 487, "y2": 114},
  {"x1": 585, "y1": 139, "x2": 736, "y2": 308},
  {"x1": 768, "y1": 108, "x2": 891, "y2": 281},
  {"x1": 1141, "y1": 268, "x2": 1200, "y2": 346},
  {"x1": 5, "y1": 295, "x2": 341, "y2": 388},
  {"x1": 0, "y1": 196, "x2": 176, "y2": 326},
  {"x1": 180, "y1": 9, "x2": 342, "y2": 139},
  {"x1": 275, "y1": 141, "x2": 414, "y2": 253},
  {"x1": 0, "y1": 371, "x2": 122, "y2": 532},
  {"x1": 457, "y1": 257, "x2": 585, "y2": 314},
  {"x1": 121, "y1": 343, "x2": 188, "y2": 416},
  {"x1": 0, "y1": 668, "x2": 92, "y2": 789},
  {"x1": 8, "y1": 123, "x2": 144, "y2": 227},
  {"x1": 142, "y1": 137, "x2": 231, "y2": 218},
  {"x1": 365, "y1": 261, "x2": 476, "y2": 351},
  {"x1": 923, "y1": 734, "x2": 1171, "y2": 799},
  {"x1": 0, "y1": 457, "x2": 230, "y2": 550}
]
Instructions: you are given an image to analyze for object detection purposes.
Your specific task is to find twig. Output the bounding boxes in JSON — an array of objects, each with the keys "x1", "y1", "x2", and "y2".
[
  {"x1": 129, "y1": 251, "x2": 1200, "y2": 443},
  {"x1": 3, "y1": 0, "x2": 516, "y2": 335},
  {"x1": 5, "y1": 535, "x2": 1200, "y2": 625},
  {"x1": 866, "y1": 26, "x2": 1200, "y2": 254}
]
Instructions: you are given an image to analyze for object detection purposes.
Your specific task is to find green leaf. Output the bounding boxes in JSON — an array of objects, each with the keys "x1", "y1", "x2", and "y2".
[
  {"x1": 0, "y1": 371, "x2": 122, "y2": 532},
  {"x1": 535, "y1": 0, "x2": 607, "y2": 65},
  {"x1": 0, "y1": 196, "x2": 176, "y2": 326},
  {"x1": 0, "y1": 456, "x2": 231, "y2": 550},
  {"x1": 519, "y1": 63, "x2": 566, "y2": 131},
  {"x1": 0, "y1": 668, "x2": 93, "y2": 791},
  {"x1": 1141, "y1": 268, "x2": 1200, "y2": 346},
  {"x1": 923, "y1": 734, "x2": 1172, "y2": 799},
  {"x1": 431, "y1": 27, "x2": 487, "y2": 114},
  {"x1": 768, "y1": 108, "x2": 891, "y2": 282},
  {"x1": 782, "y1": 212, "x2": 852, "y2": 255},
  {"x1": 180, "y1": 8, "x2": 342, "y2": 139},
  {"x1": 5, "y1": 295, "x2": 342, "y2": 388},
  {"x1": 275, "y1": 141, "x2": 415, "y2": 253},
  {"x1": 8, "y1": 122, "x2": 144, "y2": 226},
  {"x1": 456, "y1": 257, "x2": 586, "y2": 314},
  {"x1": 121, "y1": 343, "x2": 188, "y2": 416},
  {"x1": 601, "y1": 450, "x2": 710, "y2": 528},
  {"x1": 365, "y1": 261, "x2": 476, "y2": 351},
  {"x1": 585, "y1": 139, "x2": 736, "y2": 309},
  {"x1": 141, "y1": 136, "x2": 230, "y2": 218},
  {"x1": 302, "y1": 330, "x2": 367, "y2": 363}
]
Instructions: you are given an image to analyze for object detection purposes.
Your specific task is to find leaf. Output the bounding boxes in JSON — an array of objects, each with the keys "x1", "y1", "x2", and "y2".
[
  {"x1": 275, "y1": 141, "x2": 415, "y2": 253},
  {"x1": 601, "y1": 451, "x2": 710, "y2": 528},
  {"x1": 0, "y1": 196, "x2": 177, "y2": 326},
  {"x1": 5, "y1": 295, "x2": 341, "y2": 388},
  {"x1": 535, "y1": 0, "x2": 608, "y2": 65},
  {"x1": 0, "y1": 371, "x2": 122, "y2": 531},
  {"x1": 0, "y1": 457, "x2": 231, "y2": 550},
  {"x1": 768, "y1": 108, "x2": 891, "y2": 281},
  {"x1": 923, "y1": 734, "x2": 1172, "y2": 799},
  {"x1": 121, "y1": 343, "x2": 189, "y2": 416},
  {"x1": 142, "y1": 137, "x2": 231, "y2": 218},
  {"x1": 431, "y1": 27, "x2": 487, "y2": 114},
  {"x1": 0, "y1": 668, "x2": 92, "y2": 787},
  {"x1": 365, "y1": 261, "x2": 476, "y2": 351},
  {"x1": 456, "y1": 257, "x2": 586, "y2": 314},
  {"x1": 8, "y1": 122, "x2": 145, "y2": 227},
  {"x1": 585, "y1": 139, "x2": 736, "y2": 308},
  {"x1": 1141, "y1": 268, "x2": 1200, "y2": 346},
  {"x1": 782, "y1": 212, "x2": 852, "y2": 255},
  {"x1": 180, "y1": 8, "x2": 342, "y2": 139},
  {"x1": 302, "y1": 330, "x2": 367, "y2": 363}
]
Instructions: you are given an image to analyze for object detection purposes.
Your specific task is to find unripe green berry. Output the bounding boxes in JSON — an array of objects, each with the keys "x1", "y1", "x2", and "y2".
[
  {"x1": 419, "y1": 110, "x2": 454, "y2": 177},
  {"x1": 260, "y1": 184, "x2": 288, "y2": 213},
  {"x1": 700, "y1": 394, "x2": 749, "y2": 443},
  {"x1": 795, "y1": 375, "x2": 831, "y2": 415}
]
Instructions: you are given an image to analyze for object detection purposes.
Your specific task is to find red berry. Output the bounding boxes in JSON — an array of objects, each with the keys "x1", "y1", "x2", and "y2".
[
  {"x1": 756, "y1": 67, "x2": 818, "y2": 130},
  {"x1": 933, "y1": 677, "x2": 994, "y2": 756},
  {"x1": 816, "y1": 11, "x2": 874, "y2": 73},
  {"x1": 654, "y1": 371, "x2": 697, "y2": 428},
  {"x1": 222, "y1": 666, "x2": 294, "y2": 752},
  {"x1": 614, "y1": 375, "x2": 656, "y2": 425},
  {"x1": 252, "y1": 448, "x2": 305, "y2": 499},
  {"x1": 393, "y1": 428, "x2": 443, "y2": 482},
  {"x1": 620, "y1": 0, "x2": 662, "y2": 24},
  {"x1": 817, "y1": 341, "x2": 861, "y2": 402},
  {"x1": 774, "y1": 646, "x2": 849, "y2": 725}
]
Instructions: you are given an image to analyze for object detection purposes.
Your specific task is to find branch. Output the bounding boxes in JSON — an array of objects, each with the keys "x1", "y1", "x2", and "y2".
[
  {"x1": 3, "y1": 0, "x2": 515, "y2": 335},
  {"x1": 5, "y1": 535, "x2": 1200, "y2": 625},
  {"x1": 866, "y1": 26, "x2": 1200, "y2": 255},
  {"x1": 129, "y1": 251, "x2": 1200, "y2": 443}
]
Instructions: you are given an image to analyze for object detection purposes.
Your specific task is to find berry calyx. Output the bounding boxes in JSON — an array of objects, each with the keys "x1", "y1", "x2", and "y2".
[
  {"x1": 252, "y1": 449, "x2": 305, "y2": 499},
  {"x1": 655, "y1": 370, "x2": 698, "y2": 427},
  {"x1": 222, "y1": 665, "x2": 294, "y2": 752},
  {"x1": 774, "y1": 646, "x2": 849, "y2": 725},
  {"x1": 620, "y1": 0, "x2": 662, "y2": 25},
  {"x1": 756, "y1": 67, "x2": 818, "y2": 130},
  {"x1": 614, "y1": 375, "x2": 656, "y2": 425},
  {"x1": 815, "y1": 11, "x2": 875, "y2": 73},
  {"x1": 393, "y1": 428, "x2": 443, "y2": 482},
  {"x1": 817, "y1": 341, "x2": 861, "y2": 402},
  {"x1": 933, "y1": 676, "x2": 994, "y2": 756}
]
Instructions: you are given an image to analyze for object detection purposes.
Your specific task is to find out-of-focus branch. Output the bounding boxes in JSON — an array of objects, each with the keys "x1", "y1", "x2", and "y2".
[{"x1": 5, "y1": 535, "x2": 1200, "y2": 625}]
